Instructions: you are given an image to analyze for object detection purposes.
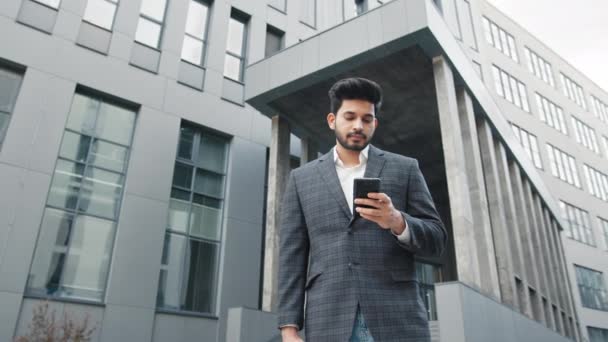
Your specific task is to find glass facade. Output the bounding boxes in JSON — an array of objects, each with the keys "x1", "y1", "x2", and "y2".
[
  {"x1": 83, "y1": 0, "x2": 119, "y2": 30},
  {"x1": 536, "y1": 93, "x2": 568, "y2": 135},
  {"x1": 156, "y1": 122, "x2": 230, "y2": 315},
  {"x1": 135, "y1": 0, "x2": 169, "y2": 49},
  {"x1": 560, "y1": 201, "x2": 595, "y2": 246},
  {"x1": 224, "y1": 11, "x2": 248, "y2": 82},
  {"x1": 0, "y1": 66, "x2": 24, "y2": 147},
  {"x1": 26, "y1": 92, "x2": 137, "y2": 302},
  {"x1": 482, "y1": 17, "x2": 518, "y2": 63},
  {"x1": 575, "y1": 266, "x2": 608, "y2": 311},
  {"x1": 491, "y1": 65, "x2": 529, "y2": 112},
  {"x1": 181, "y1": 0, "x2": 212, "y2": 66},
  {"x1": 510, "y1": 123, "x2": 543, "y2": 169}
]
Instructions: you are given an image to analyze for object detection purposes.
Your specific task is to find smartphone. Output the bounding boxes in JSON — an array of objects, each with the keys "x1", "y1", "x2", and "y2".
[{"x1": 353, "y1": 178, "x2": 381, "y2": 218}]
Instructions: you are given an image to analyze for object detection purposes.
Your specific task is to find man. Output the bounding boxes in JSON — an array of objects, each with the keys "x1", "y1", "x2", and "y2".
[{"x1": 278, "y1": 77, "x2": 447, "y2": 341}]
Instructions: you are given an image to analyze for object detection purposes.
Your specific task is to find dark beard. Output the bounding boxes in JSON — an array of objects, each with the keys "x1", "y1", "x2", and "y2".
[{"x1": 336, "y1": 131, "x2": 369, "y2": 151}]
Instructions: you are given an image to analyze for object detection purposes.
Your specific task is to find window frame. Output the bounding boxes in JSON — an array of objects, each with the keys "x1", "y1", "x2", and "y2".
[
  {"x1": 224, "y1": 10, "x2": 249, "y2": 82},
  {"x1": 135, "y1": 0, "x2": 170, "y2": 50}
]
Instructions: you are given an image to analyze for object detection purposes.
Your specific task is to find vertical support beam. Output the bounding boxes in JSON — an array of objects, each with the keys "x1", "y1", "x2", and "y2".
[
  {"x1": 536, "y1": 201, "x2": 562, "y2": 307},
  {"x1": 300, "y1": 136, "x2": 318, "y2": 165},
  {"x1": 262, "y1": 115, "x2": 290, "y2": 312},
  {"x1": 432, "y1": 56, "x2": 481, "y2": 289},
  {"x1": 550, "y1": 218, "x2": 580, "y2": 330},
  {"x1": 492, "y1": 146, "x2": 527, "y2": 314},
  {"x1": 476, "y1": 118, "x2": 515, "y2": 306},
  {"x1": 455, "y1": 86, "x2": 500, "y2": 299}
]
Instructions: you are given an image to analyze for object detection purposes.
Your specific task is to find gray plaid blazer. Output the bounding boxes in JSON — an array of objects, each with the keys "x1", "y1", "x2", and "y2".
[{"x1": 278, "y1": 145, "x2": 446, "y2": 341}]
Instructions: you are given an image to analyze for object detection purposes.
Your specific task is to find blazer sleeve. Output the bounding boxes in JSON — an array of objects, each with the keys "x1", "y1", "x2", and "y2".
[
  {"x1": 397, "y1": 159, "x2": 447, "y2": 258},
  {"x1": 277, "y1": 170, "x2": 310, "y2": 330}
]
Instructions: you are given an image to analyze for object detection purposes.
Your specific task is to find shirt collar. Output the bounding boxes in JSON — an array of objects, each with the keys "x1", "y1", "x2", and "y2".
[{"x1": 333, "y1": 145, "x2": 370, "y2": 167}]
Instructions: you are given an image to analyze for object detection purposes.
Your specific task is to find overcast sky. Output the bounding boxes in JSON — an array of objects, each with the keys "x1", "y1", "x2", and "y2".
[{"x1": 487, "y1": 0, "x2": 608, "y2": 92}]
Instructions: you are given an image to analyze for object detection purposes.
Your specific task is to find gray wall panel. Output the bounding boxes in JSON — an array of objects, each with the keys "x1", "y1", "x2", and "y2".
[
  {"x1": 99, "y1": 304, "x2": 154, "y2": 342},
  {"x1": 17, "y1": 0, "x2": 58, "y2": 34},
  {"x1": 0, "y1": 292, "x2": 22, "y2": 341},
  {"x1": 53, "y1": 7, "x2": 82, "y2": 42},
  {"x1": 104, "y1": 194, "x2": 168, "y2": 309},
  {"x1": 76, "y1": 21, "x2": 112, "y2": 55},
  {"x1": 130, "y1": 43, "x2": 161, "y2": 74},
  {"x1": 222, "y1": 78, "x2": 245, "y2": 105}
]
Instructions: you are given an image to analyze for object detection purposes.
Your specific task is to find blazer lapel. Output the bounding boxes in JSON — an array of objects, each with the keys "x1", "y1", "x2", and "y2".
[
  {"x1": 364, "y1": 145, "x2": 386, "y2": 179},
  {"x1": 316, "y1": 150, "x2": 352, "y2": 220}
]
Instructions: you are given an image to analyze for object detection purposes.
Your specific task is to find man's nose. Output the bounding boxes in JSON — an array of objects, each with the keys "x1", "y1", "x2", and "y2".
[{"x1": 353, "y1": 119, "x2": 363, "y2": 129}]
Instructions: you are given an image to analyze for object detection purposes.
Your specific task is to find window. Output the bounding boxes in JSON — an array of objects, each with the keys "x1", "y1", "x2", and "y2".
[
  {"x1": 591, "y1": 95, "x2": 608, "y2": 123},
  {"x1": 546, "y1": 144, "x2": 580, "y2": 188},
  {"x1": 583, "y1": 164, "x2": 608, "y2": 202},
  {"x1": 83, "y1": 0, "x2": 119, "y2": 30},
  {"x1": 268, "y1": 0, "x2": 286, "y2": 12},
  {"x1": 571, "y1": 116, "x2": 600, "y2": 154},
  {"x1": 181, "y1": 0, "x2": 212, "y2": 66},
  {"x1": 265, "y1": 25, "x2": 284, "y2": 58},
  {"x1": 510, "y1": 123, "x2": 542, "y2": 169},
  {"x1": 524, "y1": 47, "x2": 555, "y2": 87},
  {"x1": 574, "y1": 266, "x2": 608, "y2": 311},
  {"x1": 416, "y1": 262, "x2": 441, "y2": 321},
  {"x1": 156, "y1": 122, "x2": 229, "y2": 314},
  {"x1": 299, "y1": 0, "x2": 316, "y2": 27},
  {"x1": 0, "y1": 66, "x2": 24, "y2": 147},
  {"x1": 135, "y1": 0, "x2": 168, "y2": 49},
  {"x1": 559, "y1": 201, "x2": 594, "y2": 246},
  {"x1": 482, "y1": 17, "x2": 518, "y2": 62},
  {"x1": 224, "y1": 10, "x2": 248, "y2": 82},
  {"x1": 26, "y1": 92, "x2": 137, "y2": 302},
  {"x1": 456, "y1": 0, "x2": 477, "y2": 50},
  {"x1": 33, "y1": 0, "x2": 61, "y2": 9},
  {"x1": 535, "y1": 93, "x2": 567, "y2": 135},
  {"x1": 560, "y1": 73, "x2": 587, "y2": 110},
  {"x1": 491, "y1": 65, "x2": 529, "y2": 112},
  {"x1": 588, "y1": 326, "x2": 608, "y2": 342},
  {"x1": 599, "y1": 218, "x2": 608, "y2": 250}
]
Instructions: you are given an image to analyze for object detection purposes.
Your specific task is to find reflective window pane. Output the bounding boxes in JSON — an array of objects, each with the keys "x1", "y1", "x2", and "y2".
[
  {"x1": 60, "y1": 215, "x2": 115, "y2": 301},
  {"x1": 178, "y1": 125, "x2": 195, "y2": 160},
  {"x1": 89, "y1": 139, "x2": 128, "y2": 172},
  {"x1": 27, "y1": 209, "x2": 74, "y2": 294},
  {"x1": 185, "y1": 0, "x2": 209, "y2": 38},
  {"x1": 59, "y1": 131, "x2": 92, "y2": 163},
  {"x1": 226, "y1": 17, "x2": 245, "y2": 55},
  {"x1": 223, "y1": 54, "x2": 242, "y2": 81},
  {"x1": 182, "y1": 239, "x2": 219, "y2": 312},
  {"x1": 197, "y1": 134, "x2": 227, "y2": 173},
  {"x1": 47, "y1": 160, "x2": 85, "y2": 210},
  {"x1": 157, "y1": 233, "x2": 187, "y2": 309},
  {"x1": 0, "y1": 68, "x2": 23, "y2": 113},
  {"x1": 78, "y1": 167, "x2": 123, "y2": 219},
  {"x1": 33, "y1": 0, "x2": 61, "y2": 9},
  {"x1": 0, "y1": 112, "x2": 10, "y2": 142},
  {"x1": 173, "y1": 162, "x2": 193, "y2": 189},
  {"x1": 95, "y1": 102, "x2": 136, "y2": 146},
  {"x1": 83, "y1": 0, "x2": 117, "y2": 30},
  {"x1": 194, "y1": 169, "x2": 224, "y2": 198},
  {"x1": 168, "y1": 199, "x2": 190, "y2": 233},
  {"x1": 190, "y1": 197, "x2": 222, "y2": 241},
  {"x1": 181, "y1": 36, "x2": 204, "y2": 65},
  {"x1": 66, "y1": 94, "x2": 99, "y2": 136},
  {"x1": 140, "y1": 0, "x2": 167, "y2": 21},
  {"x1": 135, "y1": 17, "x2": 162, "y2": 48}
]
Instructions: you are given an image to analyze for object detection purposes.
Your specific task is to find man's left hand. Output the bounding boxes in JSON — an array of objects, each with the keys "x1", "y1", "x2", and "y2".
[{"x1": 354, "y1": 193, "x2": 406, "y2": 235}]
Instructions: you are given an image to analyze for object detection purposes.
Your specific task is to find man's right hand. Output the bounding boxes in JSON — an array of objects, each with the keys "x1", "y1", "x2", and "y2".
[{"x1": 281, "y1": 326, "x2": 303, "y2": 342}]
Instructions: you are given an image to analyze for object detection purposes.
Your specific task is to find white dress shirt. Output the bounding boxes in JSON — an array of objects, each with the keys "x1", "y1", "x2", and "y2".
[{"x1": 333, "y1": 146, "x2": 411, "y2": 243}]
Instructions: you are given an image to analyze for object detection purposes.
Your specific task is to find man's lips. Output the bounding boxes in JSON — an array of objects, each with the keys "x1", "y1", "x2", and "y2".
[{"x1": 348, "y1": 133, "x2": 366, "y2": 139}]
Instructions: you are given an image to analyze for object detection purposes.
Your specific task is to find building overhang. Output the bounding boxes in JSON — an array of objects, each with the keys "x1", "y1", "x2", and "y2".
[{"x1": 244, "y1": 0, "x2": 566, "y2": 230}]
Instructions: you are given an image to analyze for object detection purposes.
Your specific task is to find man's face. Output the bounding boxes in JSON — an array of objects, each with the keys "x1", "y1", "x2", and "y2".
[{"x1": 327, "y1": 99, "x2": 378, "y2": 151}]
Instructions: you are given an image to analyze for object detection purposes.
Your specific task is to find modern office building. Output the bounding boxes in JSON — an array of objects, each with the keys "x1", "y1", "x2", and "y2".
[{"x1": 0, "y1": 0, "x2": 605, "y2": 342}]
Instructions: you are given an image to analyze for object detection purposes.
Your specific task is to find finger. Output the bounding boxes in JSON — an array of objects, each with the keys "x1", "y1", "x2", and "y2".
[
  {"x1": 367, "y1": 192, "x2": 391, "y2": 202},
  {"x1": 356, "y1": 207, "x2": 383, "y2": 217},
  {"x1": 354, "y1": 198, "x2": 382, "y2": 208}
]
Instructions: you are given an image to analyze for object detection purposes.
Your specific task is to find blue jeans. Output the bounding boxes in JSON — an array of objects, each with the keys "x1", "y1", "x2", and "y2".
[{"x1": 349, "y1": 305, "x2": 375, "y2": 342}]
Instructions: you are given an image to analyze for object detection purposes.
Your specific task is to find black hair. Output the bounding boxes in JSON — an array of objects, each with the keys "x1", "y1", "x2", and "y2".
[{"x1": 328, "y1": 77, "x2": 383, "y2": 115}]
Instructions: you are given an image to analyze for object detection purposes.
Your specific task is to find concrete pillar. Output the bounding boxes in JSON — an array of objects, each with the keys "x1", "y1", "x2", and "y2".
[
  {"x1": 492, "y1": 144, "x2": 528, "y2": 314},
  {"x1": 508, "y1": 163, "x2": 540, "y2": 320},
  {"x1": 432, "y1": 56, "x2": 481, "y2": 290},
  {"x1": 550, "y1": 217, "x2": 579, "y2": 324},
  {"x1": 536, "y1": 201, "x2": 562, "y2": 308},
  {"x1": 262, "y1": 115, "x2": 290, "y2": 312},
  {"x1": 476, "y1": 118, "x2": 516, "y2": 306},
  {"x1": 300, "y1": 136, "x2": 318, "y2": 165},
  {"x1": 455, "y1": 87, "x2": 500, "y2": 300}
]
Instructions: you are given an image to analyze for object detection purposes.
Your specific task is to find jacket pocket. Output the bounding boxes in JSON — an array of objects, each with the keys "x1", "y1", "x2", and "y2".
[{"x1": 305, "y1": 270, "x2": 323, "y2": 290}]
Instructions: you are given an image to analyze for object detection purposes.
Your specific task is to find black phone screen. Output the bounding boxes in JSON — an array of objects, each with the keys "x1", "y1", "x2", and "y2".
[{"x1": 353, "y1": 178, "x2": 381, "y2": 217}]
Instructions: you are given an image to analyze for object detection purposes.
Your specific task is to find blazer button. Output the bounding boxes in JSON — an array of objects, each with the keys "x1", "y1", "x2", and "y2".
[
  {"x1": 347, "y1": 230, "x2": 353, "y2": 235},
  {"x1": 348, "y1": 262, "x2": 353, "y2": 268}
]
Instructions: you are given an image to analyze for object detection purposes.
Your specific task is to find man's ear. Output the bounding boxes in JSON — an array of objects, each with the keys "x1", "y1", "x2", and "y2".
[
  {"x1": 374, "y1": 117, "x2": 378, "y2": 129},
  {"x1": 327, "y1": 113, "x2": 336, "y2": 130}
]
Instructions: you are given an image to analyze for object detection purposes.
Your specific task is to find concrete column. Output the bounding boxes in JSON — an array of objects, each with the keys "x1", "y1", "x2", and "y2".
[
  {"x1": 492, "y1": 144, "x2": 528, "y2": 314},
  {"x1": 455, "y1": 87, "x2": 500, "y2": 300},
  {"x1": 550, "y1": 218, "x2": 579, "y2": 321},
  {"x1": 262, "y1": 115, "x2": 290, "y2": 312},
  {"x1": 536, "y1": 201, "x2": 562, "y2": 307},
  {"x1": 432, "y1": 56, "x2": 481, "y2": 290},
  {"x1": 476, "y1": 118, "x2": 516, "y2": 306},
  {"x1": 300, "y1": 136, "x2": 318, "y2": 165},
  {"x1": 508, "y1": 164, "x2": 541, "y2": 320}
]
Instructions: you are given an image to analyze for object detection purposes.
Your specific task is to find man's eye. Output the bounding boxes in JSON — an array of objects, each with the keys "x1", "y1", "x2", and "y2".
[{"x1": 363, "y1": 118, "x2": 373, "y2": 123}]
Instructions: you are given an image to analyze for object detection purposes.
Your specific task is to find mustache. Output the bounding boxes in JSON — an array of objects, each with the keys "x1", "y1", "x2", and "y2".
[{"x1": 347, "y1": 132, "x2": 367, "y2": 139}]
